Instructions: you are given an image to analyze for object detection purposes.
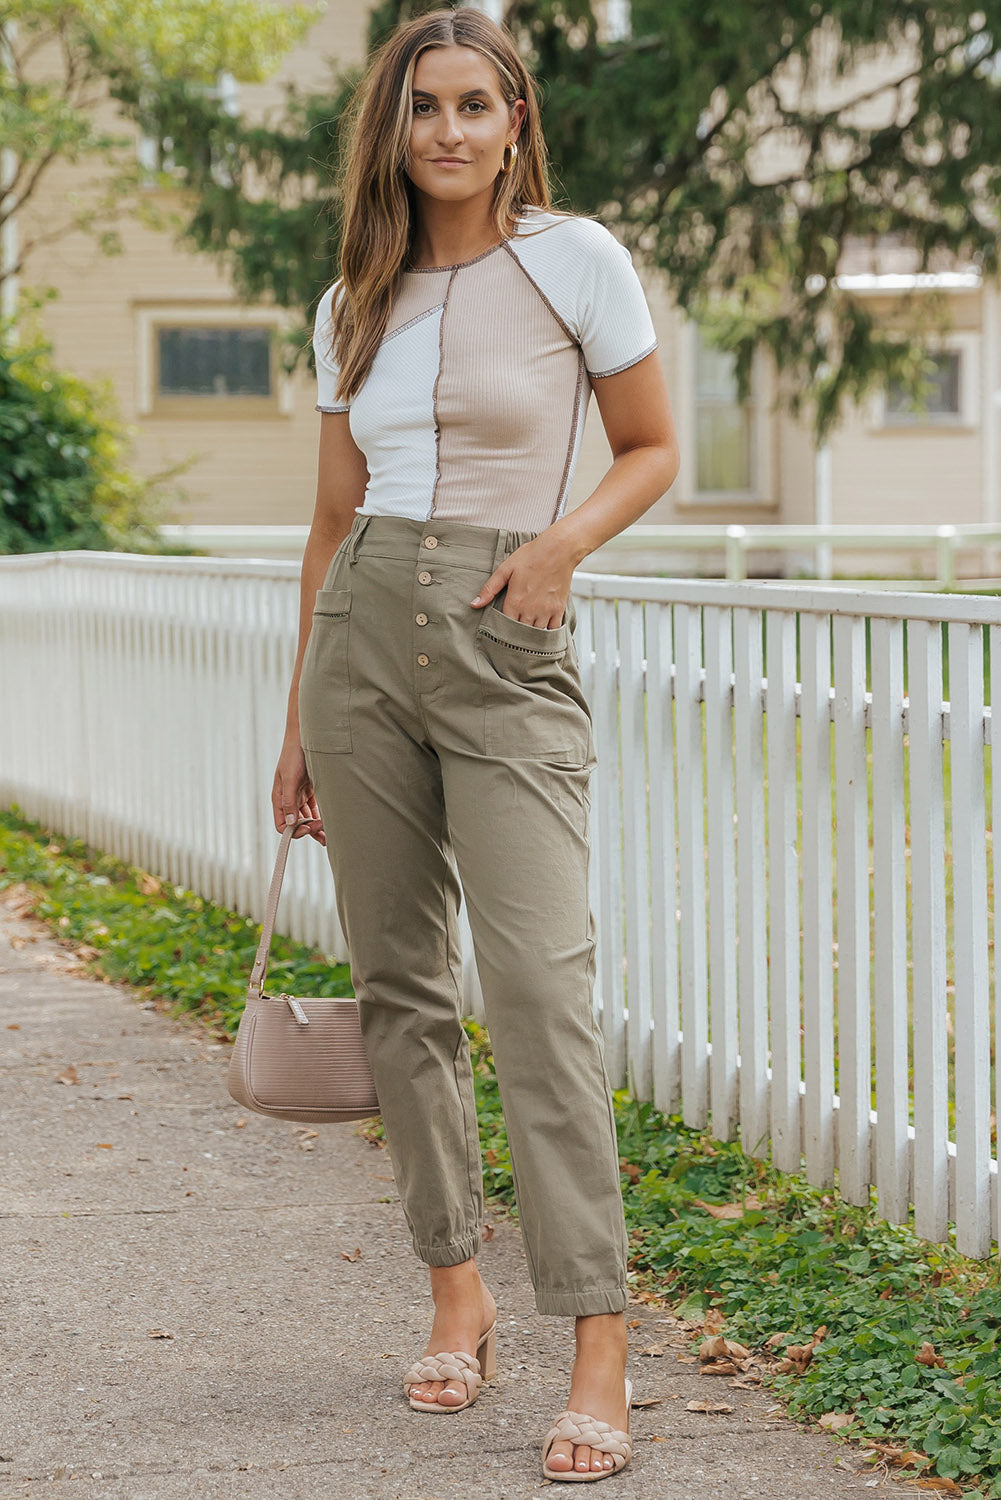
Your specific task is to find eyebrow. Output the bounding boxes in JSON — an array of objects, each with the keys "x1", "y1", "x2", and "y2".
[{"x1": 412, "y1": 88, "x2": 491, "y2": 101}]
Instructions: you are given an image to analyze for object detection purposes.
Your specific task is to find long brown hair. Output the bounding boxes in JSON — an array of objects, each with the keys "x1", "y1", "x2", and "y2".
[{"x1": 324, "y1": 7, "x2": 552, "y2": 403}]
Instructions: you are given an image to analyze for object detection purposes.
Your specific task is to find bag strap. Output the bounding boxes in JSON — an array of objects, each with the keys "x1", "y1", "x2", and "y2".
[{"x1": 248, "y1": 817, "x2": 313, "y2": 997}]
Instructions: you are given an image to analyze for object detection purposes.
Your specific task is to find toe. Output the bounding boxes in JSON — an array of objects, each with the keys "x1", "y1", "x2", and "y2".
[
  {"x1": 574, "y1": 1444, "x2": 592, "y2": 1473},
  {"x1": 546, "y1": 1440, "x2": 575, "y2": 1473},
  {"x1": 591, "y1": 1449, "x2": 608, "y2": 1472},
  {"x1": 437, "y1": 1379, "x2": 469, "y2": 1406}
]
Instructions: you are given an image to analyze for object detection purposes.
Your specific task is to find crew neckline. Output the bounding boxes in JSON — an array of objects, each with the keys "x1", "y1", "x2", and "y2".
[{"x1": 403, "y1": 238, "x2": 510, "y2": 275}]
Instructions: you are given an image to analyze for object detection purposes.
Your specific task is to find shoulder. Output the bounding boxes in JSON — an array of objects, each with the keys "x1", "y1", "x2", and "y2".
[
  {"x1": 510, "y1": 208, "x2": 633, "y2": 267},
  {"x1": 314, "y1": 277, "x2": 345, "y2": 327}
]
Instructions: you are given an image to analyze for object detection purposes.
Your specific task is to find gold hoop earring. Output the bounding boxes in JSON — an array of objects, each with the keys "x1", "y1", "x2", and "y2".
[{"x1": 501, "y1": 139, "x2": 518, "y2": 175}]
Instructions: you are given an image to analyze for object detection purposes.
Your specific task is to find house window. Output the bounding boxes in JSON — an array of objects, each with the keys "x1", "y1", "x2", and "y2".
[
  {"x1": 694, "y1": 330, "x2": 755, "y2": 493},
  {"x1": 157, "y1": 326, "x2": 272, "y2": 399},
  {"x1": 883, "y1": 350, "x2": 962, "y2": 424}
]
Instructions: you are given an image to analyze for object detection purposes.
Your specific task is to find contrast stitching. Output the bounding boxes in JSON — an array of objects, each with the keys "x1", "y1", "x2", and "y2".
[
  {"x1": 589, "y1": 340, "x2": 659, "y2": 378},
  {"x1": 501, "y1": 243, "x2": 576, "y2": 344},
  {"x1": 404, "y1": 241, "x2": 508, "y2": 273},
  {"x1": 382, "y1": 304, "x2": 444, "y2": 342},
  {"x1": 552, "y1": 349, "x2": 587, "y2": 525},
  {"x1": 427, "y1": 266, "x2": 458, "y2": 518},
  {"x1": 478, "y1": 630, "x2": 566, "y2": 657}
]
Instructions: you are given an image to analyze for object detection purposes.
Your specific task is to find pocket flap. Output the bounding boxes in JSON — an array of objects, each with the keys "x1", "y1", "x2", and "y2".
[{"x1": 313, "y1": 588, "x2": 352, "y2": 618}]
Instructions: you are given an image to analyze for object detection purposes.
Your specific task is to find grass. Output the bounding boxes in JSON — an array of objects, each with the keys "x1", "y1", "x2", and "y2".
[{"x1": 2, "y1": 804, "x2": 1000, "y2": 1497}]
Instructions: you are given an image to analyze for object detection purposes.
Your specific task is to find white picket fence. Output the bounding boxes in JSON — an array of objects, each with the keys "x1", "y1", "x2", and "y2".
[{"x1": 1, "y1": 551, "x2": 998, "y2": 1257}]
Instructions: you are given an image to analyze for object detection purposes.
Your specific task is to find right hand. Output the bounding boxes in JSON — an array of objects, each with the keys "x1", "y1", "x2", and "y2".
[{"x1": 272, "y1": 738, "x2": 326, "y2": 845}]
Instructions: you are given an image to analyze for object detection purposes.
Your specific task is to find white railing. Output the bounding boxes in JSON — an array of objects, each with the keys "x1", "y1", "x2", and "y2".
[
  {"x1": 157, "y1": 520, "x2": 1001, "y2": 589},
  {"x1": 1, "y1": 551, "x2": 998, "y2": 1256}
]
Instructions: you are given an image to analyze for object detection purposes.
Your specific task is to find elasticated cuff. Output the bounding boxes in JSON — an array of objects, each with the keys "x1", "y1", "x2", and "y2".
[
  {"x1": 534, "y1": 1282, "x2": 629, "y2": 1317},
  {"x1": 414, "y1": 1230, "x2": 482, "y2": 1268}
]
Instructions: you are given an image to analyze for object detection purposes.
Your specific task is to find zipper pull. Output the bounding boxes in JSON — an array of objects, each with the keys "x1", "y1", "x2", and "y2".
[{"x1": 281, "y1": 993, "x2": 309, "y2": 1026}]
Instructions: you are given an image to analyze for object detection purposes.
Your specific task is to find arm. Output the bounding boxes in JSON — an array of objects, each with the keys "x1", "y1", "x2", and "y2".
[
  {"x1": 272, "y1": 412, "x2": 369, "y2": 838},
  {"x1": 470, "y1": 349, "x2": 680, "y2": 627}
]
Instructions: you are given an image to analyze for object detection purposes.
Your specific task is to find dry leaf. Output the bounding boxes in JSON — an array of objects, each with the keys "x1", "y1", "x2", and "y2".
[
  {"x1": 235, "y1": 1117, "x2": 247, "y2": 1128},
  {"x1": 630, "y1": 1397, "x2": 663, "y2": 1409},
  {"x1": 675, "y1": 1353, "x2": 697, "y2": 1363},
  {"x1": 732, "y1": 1375, "x2": 763, "y2": 1388},
  {"x1": 701, "y1": 1360, "x2": 740, "y2": 1377},
  {"x1": 914, "y1": 1480, "x2": 962, "y2": 1494},
  {"x1": 55, "y1": 1064, "x2": 79, "y2": 1085},
  {"x1": 686, "y1": 1400, "x2": 734, "y2": 1415},
  {"x1": 340, "y1": 1247, "x2": 362, "y2": 1262},
  {"x1": 482, "y1": 1223, "x2": 494, "y2": 1242},
  {"x1": 147, "y1": 1329, "x2": 173, "y2": 1339},
  {"x1": 6, "y1": 1023, "x2": 20, "y2": 1030},
  {"x1": 74, "y1": 945, "x2": 100, "y2": 961},
  {"x1": 915, "y1": 1342, "x2": 946, "y2": 1369},
  {"x1": 137, "y1": 874, "x2": 162, "y2": 896},
  {"x1": 640, "y1": 1345, "x2": 664, "y2": 1358},
  {"x1": 692, "y1": 1196, "x2": 762, "y2": 1219},
  {"x1": 765, "y1": 1331, "x2": 792, "y2": 1348},
  {"x1": 95, "y1": 1143, "x2": 114, "y2": 1150},
  {"x1": 703, "y1": 1308, "x2": 726, "y2": 1333},
  {"x1": 818, "y1": 1412, "x2": 855, "y2": 1432},
  {"x1": 628, "y1": 1319, "x2": 642, "y2": 1329}
]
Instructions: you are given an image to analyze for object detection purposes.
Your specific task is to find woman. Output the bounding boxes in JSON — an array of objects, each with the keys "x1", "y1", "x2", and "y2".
[{"x1": 273, "y1": 6, "x2": 678, "y2": 1483}]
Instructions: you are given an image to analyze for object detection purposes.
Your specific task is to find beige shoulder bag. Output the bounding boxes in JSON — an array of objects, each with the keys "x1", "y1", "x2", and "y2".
[{"x1": 227, "y1": 816, "x2": 380, "y2": 1124}]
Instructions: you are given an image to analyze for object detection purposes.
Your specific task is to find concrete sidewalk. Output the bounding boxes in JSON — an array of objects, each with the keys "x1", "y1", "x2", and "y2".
[{"x1": 0, "y1": 894, "x2": 870, "y2": 1499}]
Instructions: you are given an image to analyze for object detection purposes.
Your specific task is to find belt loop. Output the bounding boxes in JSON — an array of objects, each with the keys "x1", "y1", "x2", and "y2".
[
  {"x1": 490, "y1": 527, "x2": 511, "y2": 577},
  {"x1": 346, "y1": 514, "x2": 371, "y2": 565}
]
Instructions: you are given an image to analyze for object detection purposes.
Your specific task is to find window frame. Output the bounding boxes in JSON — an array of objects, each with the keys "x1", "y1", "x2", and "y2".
[
  {"x1": 674, "y1": 319, "x2": 775, "y2": 508},
  {"x1": 867, "y1": 332, "x2": 980, "y2": 431},
  {"x1": 135, "y1": 303, "x2": 294, "y2": 420}
]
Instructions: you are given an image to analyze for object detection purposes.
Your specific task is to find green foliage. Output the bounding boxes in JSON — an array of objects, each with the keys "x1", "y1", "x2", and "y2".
[
  {"x1": 0, "y1": 318, "x2": 189, "y2": 554},
  {"x1": 0, "y1": 0, "x2": 314, "y2": 290},
  {"x1": 3, "y1": 804, "x2": 1000, "y2": 1492},
  {"x1": 0, "y1": 808, "x2": 351, "y2": 1031},
  {"x1": 132, "y1": 0, "x2": 1001, "y2": 442}
]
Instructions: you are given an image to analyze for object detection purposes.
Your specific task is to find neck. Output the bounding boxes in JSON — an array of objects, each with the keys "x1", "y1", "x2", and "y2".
[{"x1": 409, "y1": 188, "x2": 510, "y2": 269}]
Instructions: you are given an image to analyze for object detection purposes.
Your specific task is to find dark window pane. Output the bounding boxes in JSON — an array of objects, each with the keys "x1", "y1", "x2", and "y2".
[
  {"x1": 158, "y1": 326, "x2": 271, "y2": 397},
  {"x1": 886, "y1": 351, "x2": 961, "y2": 417}
]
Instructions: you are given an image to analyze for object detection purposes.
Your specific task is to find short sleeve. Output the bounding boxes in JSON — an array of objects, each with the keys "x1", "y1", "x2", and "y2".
[
  {"x1": 574, "y1": 222, "x2": 658, "y2": 378},
  {"x1": 313, "y1": 279, "x2": 350, "y2": 414}
]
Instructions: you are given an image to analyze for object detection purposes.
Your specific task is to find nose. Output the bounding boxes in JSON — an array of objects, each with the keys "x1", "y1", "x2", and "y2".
[{"x1": 435, "y1": 109, "x2": 464, "y2": 149}]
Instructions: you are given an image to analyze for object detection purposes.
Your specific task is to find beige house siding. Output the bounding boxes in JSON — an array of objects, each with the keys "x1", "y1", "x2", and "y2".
[{"x1": 15, "y1": 4, "x2": 1001, "y2": 560}]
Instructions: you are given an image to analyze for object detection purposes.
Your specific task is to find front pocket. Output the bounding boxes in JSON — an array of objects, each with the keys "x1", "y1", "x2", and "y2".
[
  {"x1": 297, "y1": 587, "x2": 353, "y2": 753},
  {"x1": 475, "y1": 603, "x2": 591, "y2": 765}
]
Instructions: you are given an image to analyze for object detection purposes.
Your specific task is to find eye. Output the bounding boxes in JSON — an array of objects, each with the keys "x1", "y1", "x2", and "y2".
[
  {"x1": 464, "y1": 99, "x2": 486, "y2": 113},
  {"x1": 412, "y1": 100, "x2": 434, "y2": 115}
]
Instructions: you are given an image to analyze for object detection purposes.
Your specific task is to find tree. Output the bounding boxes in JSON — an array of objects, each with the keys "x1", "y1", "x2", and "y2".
[
  {"x1": 13, "y1": 0, "x2": 1001, "y2": 439},
  {"x1": 0, "y1": 0, "x2": 314, "y2": 298}
]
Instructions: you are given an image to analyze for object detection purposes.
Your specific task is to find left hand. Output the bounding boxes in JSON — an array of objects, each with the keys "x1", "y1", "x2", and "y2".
[{"x1": 469, "y1": 533, "x2": 577, "y2": 628}]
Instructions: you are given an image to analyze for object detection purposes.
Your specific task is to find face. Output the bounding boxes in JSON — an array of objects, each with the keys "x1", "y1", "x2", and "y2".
[{"x1": 405, "y1": 44, "x2": 526, "y2": 205}]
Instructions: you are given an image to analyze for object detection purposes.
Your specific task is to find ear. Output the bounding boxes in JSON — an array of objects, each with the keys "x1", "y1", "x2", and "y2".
[{"x1": 510, "y1": 96, "x2": 527, "y2": 138}]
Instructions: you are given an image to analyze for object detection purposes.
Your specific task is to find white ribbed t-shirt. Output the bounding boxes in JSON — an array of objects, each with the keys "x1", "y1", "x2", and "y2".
[{"x1": 313, "y1": 208, "x2": 658, "y2": 530}]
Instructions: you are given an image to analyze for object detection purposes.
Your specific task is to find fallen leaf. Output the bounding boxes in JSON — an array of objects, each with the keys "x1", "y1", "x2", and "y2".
[
  {"x1": 234, "y1": 1117, "x2": 247, "y2": 1128},
  {"x1": 818, "y1": 1412, "x2": 855, "y2": 1432},
  {"x1": 640, "y1": 1345, "x2": 664, "y2": 1357},
  {"x1": 340, "y1": 1247, "x2": 362, "y2": 1262},
  {"x1": 482, "y1": 1223, "x2": 494, "y2": 1242},
  {"x1": 915, "y1": 1342, "x2": 946, "y2": 1369},
  {"x1": 147, "y1": 1329, "x2": 173, "y2": 1339},
  {"x1": 56, "y1": 1064, "x2": 79, "y2": 1085},
  {"x1": 914, "y1": 1480, "x2": 962, "y2": 1494},
  {"x1": 686, "y1": 1400, "x2": 733, "y2": 1415},
  {"x1": 628, "y1": 1319, "x2": 642, "y2": 1329},
  {"x1": 732, "y1": 1375, "x2": 763, "y2": 1388},
  {"x1": 7, "y1": 1022, "x2": 20, "y2": 1029},
  {"x1": 137, "y1": 874, "x2": 162, "y2": 896},
  {"x1": 619, "y1": 1159, "x2": 642, "y2": 1183},
  {"x1": 692, "y1": 1196, "x2": 762, "y2": 1219},
  {"x1": 765, "y1": 1331, "x2": 792, "y2": 1348},
  {"x1": 95, "y1": 1143, "x2": 114, "y2": 1150},
  {"x1": 701, "y1": 1360, "x2": 740, "y2": 1376},
  {"x1": 703, "y1": 1308, "x2": 726, "y2": 1334},
  {"x1": 630, "y1": 1397, "x2": 663, "y2": 1409}
]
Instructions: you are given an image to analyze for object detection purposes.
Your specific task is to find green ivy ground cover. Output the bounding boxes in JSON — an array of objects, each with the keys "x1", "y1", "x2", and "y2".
[{"x1": 1, "y1": 807, "x2": 998, "y2": 1497}]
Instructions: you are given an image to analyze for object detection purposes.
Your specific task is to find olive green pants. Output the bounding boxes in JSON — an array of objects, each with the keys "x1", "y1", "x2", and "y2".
[{"x1": 298, "y1": 513, "x2": 628, "y2": 1317}]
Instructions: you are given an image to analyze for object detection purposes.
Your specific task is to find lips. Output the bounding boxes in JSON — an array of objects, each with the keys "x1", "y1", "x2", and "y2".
[{"x1": 432, "y1": 158, "x2": 470, "y2": 165}]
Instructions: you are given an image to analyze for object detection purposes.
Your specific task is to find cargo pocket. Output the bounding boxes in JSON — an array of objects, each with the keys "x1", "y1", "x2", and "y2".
[
  {"x1": 475, "y1": 599, "x2": 592, "y2": 766},
  {"x1": 298, "y1": 587, "x2": 353, "y2": 753}
]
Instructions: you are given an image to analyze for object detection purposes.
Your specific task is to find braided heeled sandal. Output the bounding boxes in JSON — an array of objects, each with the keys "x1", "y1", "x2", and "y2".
[
  {"x1": 541, "y1": 1376, "x2": 633, "y2": 1482},
  {"x1": 402, "y1": 1320, "x2": 497, "y2": 1413}
]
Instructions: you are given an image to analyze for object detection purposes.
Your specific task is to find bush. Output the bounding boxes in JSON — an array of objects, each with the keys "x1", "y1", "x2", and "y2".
[{"x1": 0, "y1": 314, "x2": 192, "y2": 555}]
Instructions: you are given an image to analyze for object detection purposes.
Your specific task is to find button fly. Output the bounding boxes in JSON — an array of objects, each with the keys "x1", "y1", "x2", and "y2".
[
  {"x1": 418, "y1": 570, "x2": 432, "y2": 585},
  {"x1": 415, "y1": 612, "x2": 429, "y2": 626},
  {"x1": 423, "y1": 535, "x2": 439, "y2": 549},
  {"x1": 417, "y1": 653, "x2": 430, "y2": 667}
]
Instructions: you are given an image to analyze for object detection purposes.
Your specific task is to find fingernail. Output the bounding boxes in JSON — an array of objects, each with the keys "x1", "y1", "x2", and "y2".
[
  {"x1": 470, "y1": 595, "x2": 482, "y2": 605},
  {"x1": 285, "y1": 813, "x2": 295, "y2": 825}
]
